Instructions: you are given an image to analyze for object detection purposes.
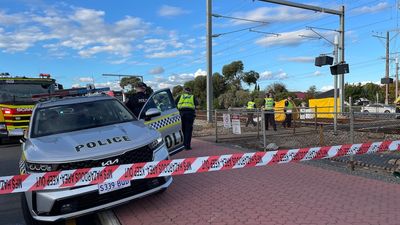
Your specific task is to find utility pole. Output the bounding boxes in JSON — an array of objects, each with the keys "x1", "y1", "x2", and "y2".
[
  {"x1": 373, "y1": 31, "x2": 392, "y2": 104},
  {"x1": 334, "y1": 35, "x2": 339, "y2": 133},
  {"x1": 206, "y1": 0, "x2": 213, "y2": 123},
  {"x1": 257, "y1": 0, "x2": 345, "y2": 111},
  {"x1": 385, "y1": 31, "x2": 390, "y2": 104},
  {"x1": 339, "y1": 5, "x2": 345, "y2": 112},
  {"x1": 396, "y1": 57, "x2": 399, "y2": 99}
]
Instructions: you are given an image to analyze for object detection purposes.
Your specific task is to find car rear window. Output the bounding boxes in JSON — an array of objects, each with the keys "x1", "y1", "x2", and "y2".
[{"x1": 31, "y1": 99, "x2": 135, "y2": 137}]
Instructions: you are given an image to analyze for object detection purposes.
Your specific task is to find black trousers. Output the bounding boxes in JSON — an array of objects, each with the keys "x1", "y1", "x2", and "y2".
[
  {"x1": 282, "y1": 113, "x2": 292, "y2": 128},
  {"x1": 246, "y1": 113, "x2": 257, "y2": 127},
  {"x1": 264, "y1": 111, "x2": 276, "y2": 130},
  {"x1": 180, "y1": 111, "x2": 195, "y2": 149}
]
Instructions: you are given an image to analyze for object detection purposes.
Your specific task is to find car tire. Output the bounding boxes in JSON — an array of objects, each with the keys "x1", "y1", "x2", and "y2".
[
  {"x1": 384, "y1": 110, "x2": 390, "y2": 113},
  {"x1": 21, "y1": 194, "x2": 52, "y2": 225},
  {"x1": 363, "y1": 110, "x2": 369, "y2": 113}
]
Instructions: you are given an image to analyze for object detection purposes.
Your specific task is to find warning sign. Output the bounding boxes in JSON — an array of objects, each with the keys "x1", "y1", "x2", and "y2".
[
  {"x1": 223, "y1": 114, "x2": 231, "y2": 128},
  {"x1": 231, "y1": 114, "x2": 241, "y2": 134}
]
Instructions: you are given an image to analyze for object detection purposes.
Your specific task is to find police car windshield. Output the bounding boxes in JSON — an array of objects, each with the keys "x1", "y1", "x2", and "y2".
[{"x1": 31, "y1": 99, "x2": 136, "y2": 138}]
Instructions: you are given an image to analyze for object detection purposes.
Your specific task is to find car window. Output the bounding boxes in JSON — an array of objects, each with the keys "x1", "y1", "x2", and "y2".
[
  {"x1": 31, "y1": 99, "x2": 135, "y2": 137},
  {"x1": 140, "y1": 90, "x2": 175, "y2": 119}
]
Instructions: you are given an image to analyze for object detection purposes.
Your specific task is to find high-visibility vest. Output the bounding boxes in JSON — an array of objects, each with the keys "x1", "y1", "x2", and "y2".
[
  {"x1": 395, "y1": 96, "x2": 400, "y2": 104},
  {"x1": 286, "y1": 100, "x2": 294, "y2": 113},
  {"x1": 247, "y1": 101, "x2": 255, "y2": 109},
  {"x1": 287, "y1": 100, "x2": 294, "y2": 109},
  {"x1": 264, "y1": 98, "x2": 274, "y2": 110},
  {"x1": 177, "y1": 94, "x2": 195, "y2": 110}
]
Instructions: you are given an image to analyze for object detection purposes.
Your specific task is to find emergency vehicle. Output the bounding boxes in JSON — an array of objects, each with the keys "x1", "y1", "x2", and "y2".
[{"x1": 0, "y1": 73, "x2": 57, "y2": 143}]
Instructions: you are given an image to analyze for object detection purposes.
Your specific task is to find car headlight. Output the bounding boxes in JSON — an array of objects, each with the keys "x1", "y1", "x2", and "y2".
[
  {"x1": 148, "y1": 137, "x2": 164, "y2": 151},
  {"x1": 25, "y1": 162, "x2": 57, "y2": 172}
]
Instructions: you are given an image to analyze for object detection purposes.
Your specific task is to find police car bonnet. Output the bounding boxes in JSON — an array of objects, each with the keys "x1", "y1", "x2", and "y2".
[{"x1": 75, "y1": 136, "x2": 131, "y2": 152}]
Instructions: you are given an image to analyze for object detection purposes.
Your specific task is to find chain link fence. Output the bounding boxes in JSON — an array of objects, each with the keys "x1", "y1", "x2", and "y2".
[{"x1": 211, "y1": 107, "x2": 400, "y2": 152}]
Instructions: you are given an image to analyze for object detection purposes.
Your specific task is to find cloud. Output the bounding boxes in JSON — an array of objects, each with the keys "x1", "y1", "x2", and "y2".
[
  {"x1": 194, "y1": 69, "x2": 207, "y2": 77},
  {"x1": 231, "y1": 6, "x2": 318, "y2": 25},
  {"x1": 78, "y1": 77, "x2": 94, "y2": 82},
  {"x1": 94, "y1": 81, "x2": 122, "y2": 91},
  {"x1": 259, "y1": 70, "x2": 287, "y2": 80},
  {"x1": 320, "y1": 85, "x2": 333, "y2": 92},
  {"x1": 158, "y1": 5, "x2": 190, "y2": 17},
  {"x1": 149, "y1": 66, "x2": 165, "y2": 75},
  {"x1": 146, "y1": 69, "x2": 206, "y2": 90},
  {"x1": 146, "y1": 49, "x2": 193, "y2": 58},
  {"x1": 0, "y1": 7, "x2": 150, "y2": 57},
  {"x1": 314, "y1": 71, "x2": 322, "y2": 76},
  {"x1": 280, "y1": 56, "x2": 314, "y2": 63},
  {"x1": 255, "y1": 29, "x2": 334, "y2": 47},
  {"x1": 353, "y1": 2, "x2": 390, "y2": 14}
]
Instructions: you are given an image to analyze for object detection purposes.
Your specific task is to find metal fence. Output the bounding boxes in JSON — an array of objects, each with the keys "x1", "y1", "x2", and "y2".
[{"x1": 213, "y1": 107, "x2": 400, "y2": 152}]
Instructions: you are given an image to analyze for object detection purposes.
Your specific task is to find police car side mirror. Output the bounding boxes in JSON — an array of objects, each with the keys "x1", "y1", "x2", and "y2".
[
  {"x1": 20, "y1": 129, "x2": 28, "y2": 143},
  {"x1": 145, "y1": 108, "x2": 161, "y2": 121}
]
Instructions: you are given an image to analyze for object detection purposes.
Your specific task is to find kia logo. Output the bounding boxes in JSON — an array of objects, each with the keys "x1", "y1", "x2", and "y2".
[{"x1": 101, "y1": 159, "x2": 119, "y2": 166}]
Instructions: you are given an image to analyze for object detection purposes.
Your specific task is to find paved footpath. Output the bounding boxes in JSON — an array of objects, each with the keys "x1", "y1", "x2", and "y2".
[{"x1": 116, "y1": 139, "x2": 400, "y2": 225}]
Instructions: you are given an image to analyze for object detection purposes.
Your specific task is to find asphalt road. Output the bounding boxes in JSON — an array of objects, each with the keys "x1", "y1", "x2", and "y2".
[
  {"x1": 0, "y1": 139, "x2": 25, "y2": 225},
  {"x1": 0, "y1": 139, "x2": 99, "y2": 225}
]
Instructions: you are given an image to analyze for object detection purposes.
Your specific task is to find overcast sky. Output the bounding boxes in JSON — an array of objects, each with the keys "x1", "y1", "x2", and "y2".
[{"x1": 0, "y1": 0, "x2": 398, "y2": 92}]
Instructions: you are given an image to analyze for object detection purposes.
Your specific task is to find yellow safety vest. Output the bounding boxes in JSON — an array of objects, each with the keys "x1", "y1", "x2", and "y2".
[
  {"x1": 265, "y1": 98, "x2": 274, "y2": 110},
  {"x1": 247, "y1": 101, "x2": 255, "y2": 109},
  {"x1": 177, "y1": 94, "x2": 195, "y2": 110},
  {"x1": 395, "y1": 96, "x2": 400, "y2": 104}
]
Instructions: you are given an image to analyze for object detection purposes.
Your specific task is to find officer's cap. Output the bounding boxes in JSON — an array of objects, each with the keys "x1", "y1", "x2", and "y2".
[{"x1": 184, "y1": 87, "x2": 191, "y2": 92}]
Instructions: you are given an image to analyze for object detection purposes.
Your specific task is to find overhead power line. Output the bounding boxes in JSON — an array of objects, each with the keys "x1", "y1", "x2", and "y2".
[
  {"x1": 212, "y1": 24, "x2": 267, "y2": 37},
  {"x1": 212, "y1": 13, "x2": 269, "y2": 24}
]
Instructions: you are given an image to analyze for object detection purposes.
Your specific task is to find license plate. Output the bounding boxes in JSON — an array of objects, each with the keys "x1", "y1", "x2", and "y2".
[
  {"x1": 8, "y1": 129, "x2": 24, "y2": 136},
  {"x1": 98, "y1": 180, "x2": 131, "y2": 195}
]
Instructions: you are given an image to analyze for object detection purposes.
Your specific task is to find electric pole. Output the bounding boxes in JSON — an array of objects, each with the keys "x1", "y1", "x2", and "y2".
[
  {"x1": 339, "y1": 5, "x2": 345, "y2": 112},
  {"x1": 373, "y1": 31, "x2": 392, "y2": 104},
  {"x1": 206, "y1": 0, "x2": 213, "y2": 123},
  {"x1": 385, "y1": 31, "x2": 390, "y2": 104},
  {"x1": 396, "y1": 57, "x2": 399, "y2": 99}
]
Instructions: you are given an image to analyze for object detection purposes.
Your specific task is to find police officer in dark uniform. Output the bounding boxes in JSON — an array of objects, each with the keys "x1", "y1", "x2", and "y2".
[
  {"x1": 125, "y1": 82, "x2": 149, "y2": 118},
  {"x1": 175, "y1": 87, "x2": 198, "y2": 150}
]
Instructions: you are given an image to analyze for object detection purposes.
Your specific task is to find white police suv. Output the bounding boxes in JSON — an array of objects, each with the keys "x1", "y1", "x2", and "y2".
[{"x1": 19, "y1": 95, "x2": 172, "y2": 224}]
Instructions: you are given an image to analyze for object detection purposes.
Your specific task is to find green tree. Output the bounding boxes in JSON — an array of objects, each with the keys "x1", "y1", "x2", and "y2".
[
  {"x1": 306, "y1": 85, "x2": 317, "y2": 99},
  {"x1": 266, "y1": 82, "x2": 288, "y2": 94},
  {"x1": 242, "y1": 70, "x2": 260, "y2": 88},
  {"x1": 212, "y1": 72, "x2": 227, "y2": 98},
  {"x1": 222, "y1": 61, "x2": 244, "y2": 89},
  {"x1": 120, "y1": 76, "x2": 141, "y2": 89},
  {"x1": 172, "y1": 85, "x2": 183, "y2": 98}
]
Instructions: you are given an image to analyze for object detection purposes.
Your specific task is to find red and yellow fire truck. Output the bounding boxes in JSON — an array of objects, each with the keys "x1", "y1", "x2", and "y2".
[{"x1": 0, "y1": 73, "x2": 57, "y2": 143}]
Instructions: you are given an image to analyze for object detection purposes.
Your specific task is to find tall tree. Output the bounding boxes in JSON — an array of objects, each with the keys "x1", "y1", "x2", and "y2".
[
  {"x1": 212, "y1": 72, "x2": 227, "y2": 98},
  {"x1": 172, "y1": 85, "x2": 183, "y2": 98},
  {"x1": 222, "y1": 61, "x2": 244, "y2": 88},
  {"x1": 266, "y1": 82, "x2": 288, "y2": 94},
  {"x1": 306, "y1": 85, "x2": 317, "y2": 99},
  {"x1": 243, "y1": 70, "x2": 260, "y2": 88},
  {"x1": 120, "y1": 76, "x2": 141, "y2": 89}
]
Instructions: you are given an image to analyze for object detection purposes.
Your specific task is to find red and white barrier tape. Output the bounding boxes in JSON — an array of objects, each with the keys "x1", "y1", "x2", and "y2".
[{"x1": 1, "y1": 140, "x2": 399, "y2": 195}]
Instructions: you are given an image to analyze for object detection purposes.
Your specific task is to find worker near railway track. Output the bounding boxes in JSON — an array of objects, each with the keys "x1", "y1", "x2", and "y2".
[
  {"x1": 282, "y1": 96, "x2": 294, "y2": 128},
  {"x1": 246, "y1": 99, "x2": 257, "y2": 127},
  {"x1": 126, "y1": 82, "x2": 149, "y2": 118},
  {"x1": 395, "y1": 96, "x2": 400, "y2": 116},
  {"x1": 263, "y1": 93, "x2": 277, "y2": 131},
  {"x1": 175, "y1": 87, "x2": 198, "y2": 150}
]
